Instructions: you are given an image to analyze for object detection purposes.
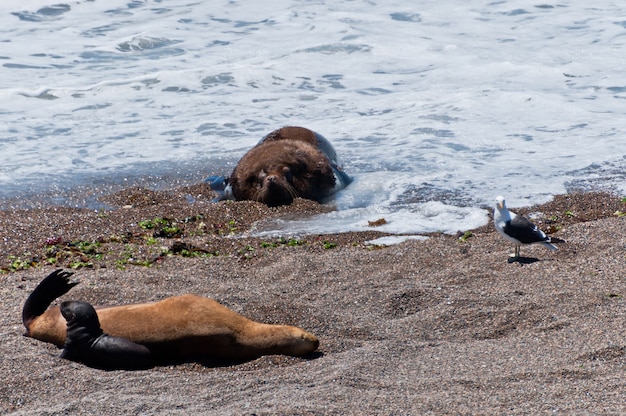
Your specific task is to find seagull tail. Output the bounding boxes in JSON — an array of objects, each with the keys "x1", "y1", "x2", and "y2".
[
  {"x1": 542, "y1": 242, "x2": 558, "y2": 251},
  {"x1": 549, "y1": 236, "x2": 566, "y2": 244}
]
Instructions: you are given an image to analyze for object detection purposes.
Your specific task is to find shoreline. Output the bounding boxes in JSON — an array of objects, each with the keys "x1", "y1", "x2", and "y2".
[
  {"x1": 0, "y1": 184, "x2": 623, "y2": 273},
  {"x1": 1, "y1": 187, "x2": 625, "y2": 414}
]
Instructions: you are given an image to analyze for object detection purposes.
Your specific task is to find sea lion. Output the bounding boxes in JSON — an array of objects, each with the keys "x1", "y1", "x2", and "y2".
[
  {"x1": 23, "y1": 270, "x2": 319, "y2": 366},
  {"x1": 60, "y1": 301, "x2": 153, "y2": 370},
  {"x1": 224, "y1": 126, "x2": 351, "y2": 207}
]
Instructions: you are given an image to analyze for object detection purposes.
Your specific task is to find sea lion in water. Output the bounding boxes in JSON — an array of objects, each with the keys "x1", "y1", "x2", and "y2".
[
  {"x1": 60, "y1": 301, "x2": 153, "y2": 370},
  {"x1": 23, "y1": 270, "x2": 319, "y2": 367},
  {"x1": 225, "y1": 126, "x2": 351, "y2": 207}
]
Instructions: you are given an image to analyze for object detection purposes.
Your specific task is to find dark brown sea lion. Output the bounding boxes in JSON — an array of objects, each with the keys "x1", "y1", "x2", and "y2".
[
  {"x1": 225, "y1": 126, "x2": 351, "y2": 207},
  {"x1": 60, "y1": 301, "x2": 153, "y2": 370},
  {"x1": 23, "y1": 270, "x2": 319, "y2": 367}
]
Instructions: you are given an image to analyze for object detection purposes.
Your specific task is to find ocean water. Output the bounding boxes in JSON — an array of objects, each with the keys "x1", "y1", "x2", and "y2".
[{"x1": 1, "y1": 0, "x2": 625, "y2": 235}]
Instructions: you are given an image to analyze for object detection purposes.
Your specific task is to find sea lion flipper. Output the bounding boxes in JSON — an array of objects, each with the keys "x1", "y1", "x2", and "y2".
[
  {"x1": 22, "y1": 269, "x2": 79, "y2": 331},
  {"x1": 60, "y1": 301, "x2": 153, "y2": 370},
  {"x1": 205, "y1": 175, "x2": 234, "y2": 201}
]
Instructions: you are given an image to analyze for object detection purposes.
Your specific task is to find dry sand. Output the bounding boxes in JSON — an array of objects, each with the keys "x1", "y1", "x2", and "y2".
[{"x1": 0, "y1": 187, "x2": 625, "y2": 415}]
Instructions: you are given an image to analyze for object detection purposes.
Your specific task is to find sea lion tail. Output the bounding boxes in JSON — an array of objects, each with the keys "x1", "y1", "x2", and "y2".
[{"x1": 22, "y1": 269, "x2": 79, "y2": 331}]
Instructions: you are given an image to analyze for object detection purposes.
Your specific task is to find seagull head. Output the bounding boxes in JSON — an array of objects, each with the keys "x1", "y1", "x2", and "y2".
[
  {"x1": 494, "y1": 196, "x2": 512, "y2": 224},
  {"x1": 495, "y1": 195, "x2": 506, "y2": 211}
]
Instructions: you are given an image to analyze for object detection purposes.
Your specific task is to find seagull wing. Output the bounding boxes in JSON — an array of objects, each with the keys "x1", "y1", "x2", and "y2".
[{"x1": 504, "y1": 214, "x2": 551, "y2": 244}]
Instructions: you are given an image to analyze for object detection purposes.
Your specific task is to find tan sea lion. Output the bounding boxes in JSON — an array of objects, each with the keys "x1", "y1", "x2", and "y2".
[
  {"x1": 22, "y1": 270, "x2": 319, "y2": 366},
  {"x1": 224, "y1": 126, "x2": 351, "y2": 207}
]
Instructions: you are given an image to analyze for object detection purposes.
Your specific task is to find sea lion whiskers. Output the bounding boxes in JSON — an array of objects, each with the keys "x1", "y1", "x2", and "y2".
[
  {"x1": 254, "y1": 167, "x2": 300, "y2": 206},
  {"x1": 277, "y1": 175, "x2": 300, "y2": 200}
]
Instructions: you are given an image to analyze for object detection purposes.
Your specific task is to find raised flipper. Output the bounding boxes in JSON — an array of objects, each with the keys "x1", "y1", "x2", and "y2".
[{"x1": 22, "y1": 269, "x2": 78, "y2": 333}]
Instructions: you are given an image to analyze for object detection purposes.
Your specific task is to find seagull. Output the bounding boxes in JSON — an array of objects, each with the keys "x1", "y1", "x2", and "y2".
[{"x1": 493, "y1": 196, "x2": 557, "y2": 260}]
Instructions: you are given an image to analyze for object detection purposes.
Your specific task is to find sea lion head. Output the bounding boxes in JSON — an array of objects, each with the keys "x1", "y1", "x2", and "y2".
[
  {"x1": 284, "y1": 326, "x2": 320, "y2": 356},
  {"x1": 229, "y1": 140, "x2": 335, "y2": 207},
  {"x1": 60, "y1": 301, "x2": 103, "y2": 339}
]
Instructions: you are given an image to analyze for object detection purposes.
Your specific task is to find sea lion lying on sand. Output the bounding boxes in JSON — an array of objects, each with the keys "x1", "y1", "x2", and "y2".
[
  {"x1": 220, "y1": 126, "x2": 351, "y2": 207},
  {"x1": 22, "y1": 270, "x2": 319, "y2": 369}
]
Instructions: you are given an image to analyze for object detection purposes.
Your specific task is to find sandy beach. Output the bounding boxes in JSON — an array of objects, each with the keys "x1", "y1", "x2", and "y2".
[{"x1": 1, "y1": 187, "x2": 625, "y2": 415}]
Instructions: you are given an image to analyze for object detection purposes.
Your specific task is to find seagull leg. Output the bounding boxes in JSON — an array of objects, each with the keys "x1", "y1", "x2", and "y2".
[{"x1": 507, "y1": 245, "x2": 521, "y2": 263}]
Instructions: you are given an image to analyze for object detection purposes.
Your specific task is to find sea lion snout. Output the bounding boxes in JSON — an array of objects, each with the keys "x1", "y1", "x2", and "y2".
[{"x1": 261, "y1": 172, "x2": 296, "y2": 206}]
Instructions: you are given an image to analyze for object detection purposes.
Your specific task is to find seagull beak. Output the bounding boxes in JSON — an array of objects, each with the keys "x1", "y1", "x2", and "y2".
[{"x1": 497, "y1": 200, "x2": 504, "y2": 210}]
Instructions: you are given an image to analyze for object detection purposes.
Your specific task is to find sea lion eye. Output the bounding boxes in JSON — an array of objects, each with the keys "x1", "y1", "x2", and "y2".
[
  {"x1": 282, "y1": 166, "x2": 292, "y2": 182},
  {"x1": 257, "y1": 170, "x2": 267, "y2": 185}
]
